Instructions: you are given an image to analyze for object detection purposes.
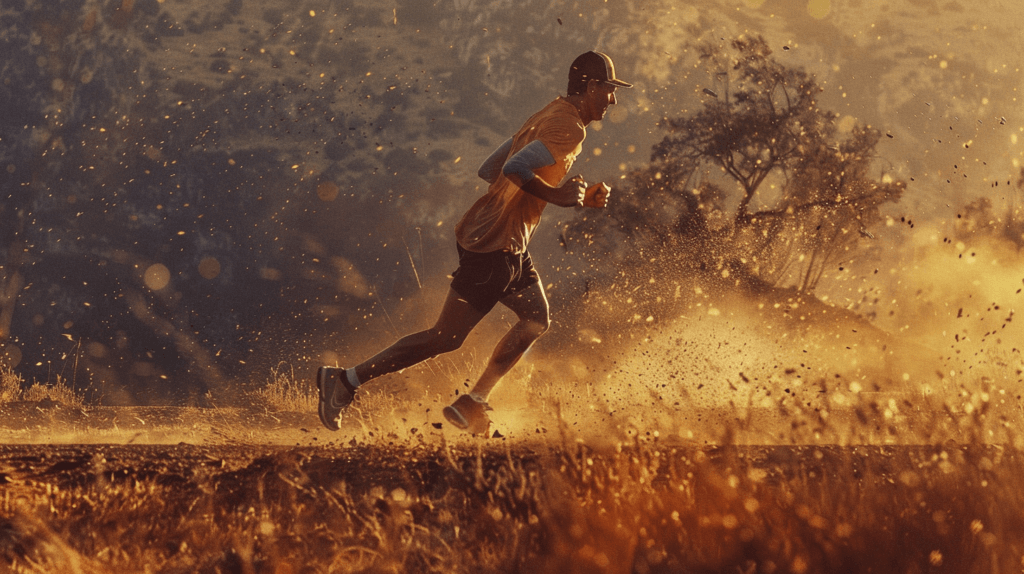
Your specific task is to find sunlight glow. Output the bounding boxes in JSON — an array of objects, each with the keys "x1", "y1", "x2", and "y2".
[{"x1": 808, "y1": 0, "x2": 831, "y2": 19}]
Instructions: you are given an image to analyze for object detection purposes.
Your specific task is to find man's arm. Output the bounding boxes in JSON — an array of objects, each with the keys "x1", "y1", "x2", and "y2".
[
  {"x1": 502, "y1": 140, "x2": 585, "y2": 207},
  {"x1": 517, "y1": 173, "x2": 587, "y2": 208},
  {"x1": 477, "y1": 138, "x2": 514, "y2": 183}
]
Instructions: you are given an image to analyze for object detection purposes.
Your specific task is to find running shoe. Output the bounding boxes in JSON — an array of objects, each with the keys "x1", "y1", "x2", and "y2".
[
  {"x1": 316, "y1": 366, "x2": 356, "y2": 431},
  {"x1": 442, "y1": 393, "x2": 492, "y2": 435}
]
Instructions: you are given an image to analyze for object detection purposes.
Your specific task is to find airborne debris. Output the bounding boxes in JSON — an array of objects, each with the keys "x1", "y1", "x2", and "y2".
[{"x1": 702, "y1": 88, "x2": 719, "y2": 98}]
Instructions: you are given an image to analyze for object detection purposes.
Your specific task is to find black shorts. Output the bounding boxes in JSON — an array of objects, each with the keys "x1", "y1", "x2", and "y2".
[{"x1": 450, "y1": 244, "x2": 540, "y2": 314}]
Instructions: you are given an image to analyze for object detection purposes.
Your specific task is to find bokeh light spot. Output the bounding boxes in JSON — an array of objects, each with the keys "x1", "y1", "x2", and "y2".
[
  {"x1": 808, "y1": 0, "x2": 830, "y2": 19},
  {"x1": 607, "y1": 105, "x2": 629, "y2": 124},
  {"x1": 317, "y1": 181, "x2": 339, "y2": 202},
  {"x1": 1, "y1": 344, "x2": 22, "y2": 368},
  {"x1": 198, "y1": 257, "x2": 221, "y2": 280},
  {"x1": 144, "y1": 264, "x2": 171, "y2": 290},
  {"x1": 260, "y1": 267, "x2": 282, "y2": 281},
  {"x1": 837, "y1": 115, "x2": 858, "y2": 133},
  {"x1": 86, "y1": 342, "x2": 108, "y2": 359}
]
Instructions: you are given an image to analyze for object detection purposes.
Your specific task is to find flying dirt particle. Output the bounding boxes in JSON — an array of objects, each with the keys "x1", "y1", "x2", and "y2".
[
  {"x1": 702, "y1": 88, "x2": 719, "y2": 98},
  {"x1": 431, "y1": 422, "x2": 442, "y2": 429},
  {"x1": 557, "y1": 17, "x2": 562, "y2": 25}
]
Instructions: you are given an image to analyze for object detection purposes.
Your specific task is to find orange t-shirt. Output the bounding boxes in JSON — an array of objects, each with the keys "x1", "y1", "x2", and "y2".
[{"x1": 455, "y1": 97, "x2": 585, "y2": 254}]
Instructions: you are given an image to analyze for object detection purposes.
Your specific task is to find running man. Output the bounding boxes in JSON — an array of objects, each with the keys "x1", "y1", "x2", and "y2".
[{"x1": 317, "y1": 51, "x2": 632, "y2": 434}]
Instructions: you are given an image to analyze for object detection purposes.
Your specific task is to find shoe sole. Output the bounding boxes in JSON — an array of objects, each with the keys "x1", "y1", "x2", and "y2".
[
  {"x1": 442, "y1": 405, "x2": 469, "y2": 429},
  {"x1": 316, "y1": 367, "x2": 340, "y2": 431}
]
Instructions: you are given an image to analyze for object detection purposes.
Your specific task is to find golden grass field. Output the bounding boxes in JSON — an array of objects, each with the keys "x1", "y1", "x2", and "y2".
[{"x1": 1, "y1": 361, "x2": 1022, "y2": 574}]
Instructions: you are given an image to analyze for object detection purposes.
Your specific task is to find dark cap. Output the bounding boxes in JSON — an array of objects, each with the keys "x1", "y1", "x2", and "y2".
[{"x1": 569, "y1": 51, "x2": 633, "y2": 88}]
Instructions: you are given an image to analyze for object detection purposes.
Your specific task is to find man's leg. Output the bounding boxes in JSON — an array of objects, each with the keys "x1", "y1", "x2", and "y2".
[
  {"x1": 319, "y1": 288, "x2": 486, "y2": 431},
  {"x1": 352, "y1": 288, "x2": 487, "y2": 383},
  {"x1": 468, "y1": 281, "x2": 550, "y2": 402}
]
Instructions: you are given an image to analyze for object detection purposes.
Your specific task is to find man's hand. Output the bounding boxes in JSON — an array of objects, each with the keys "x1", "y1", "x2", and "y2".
[
  {"x1": 583, "y1": 182, "x2": 611, "y2": 208},
  {"x1": 515, "y1": 173, "x2": 586, "y2": 207},
  {"x1": 560, "y1": 175, "x2": 588, "y2": 208}
]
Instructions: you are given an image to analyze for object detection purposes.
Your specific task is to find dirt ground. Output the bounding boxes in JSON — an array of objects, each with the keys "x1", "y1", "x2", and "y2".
[{"x1": 1, "y1": 401, "x2": 1022, "y2": 573}]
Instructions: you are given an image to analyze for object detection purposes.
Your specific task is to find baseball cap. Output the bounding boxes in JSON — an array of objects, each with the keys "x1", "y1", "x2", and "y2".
[{"x1": 569, "y1": 51, "x2": 633, "y2": 88}]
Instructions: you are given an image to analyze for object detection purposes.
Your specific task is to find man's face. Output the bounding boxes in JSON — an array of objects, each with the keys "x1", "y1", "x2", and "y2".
[{"x1": 588, "y1": 80, "x2": 618, "y2": 121}]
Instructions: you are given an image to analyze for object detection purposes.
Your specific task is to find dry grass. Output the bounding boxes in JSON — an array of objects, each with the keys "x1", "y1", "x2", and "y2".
[
  {"x1": 0, "y1": 365, "x2": 19, "y2": 403},
  {"x1": 0, "y1": 366, "x2": 83, "y2": 408},
  {"x1": 252, "y1": 363, "x2": 318, "y2": 412},
  {"x1": 0, "y1": 436, "x2": 1020, "y2": 573},
  {"x1": 251, "y1": 364, "x2": 414, "y2": 438}
]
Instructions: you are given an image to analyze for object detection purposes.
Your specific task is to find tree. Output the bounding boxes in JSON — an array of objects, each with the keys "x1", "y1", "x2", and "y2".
[
  {"x1": 571, "y1": 35, "x2": 904, "y2": 295},
  {"x1": 952, "y1": 167, "x2": 1024, "y2": 250}
]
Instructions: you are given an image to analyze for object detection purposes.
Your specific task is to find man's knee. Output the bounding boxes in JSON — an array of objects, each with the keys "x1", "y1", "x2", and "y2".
[
  {"x1": 432, "y1": 330, "x2": 467, "y2": 354},
  {"x1": 525, "y1": 316, "x2": 550, "y2": 339}
]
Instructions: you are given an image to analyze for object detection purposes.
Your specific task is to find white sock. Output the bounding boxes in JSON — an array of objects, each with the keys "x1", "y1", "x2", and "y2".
[{"x1": 345, "y1": 368, "x2": 361, "y2": 388}]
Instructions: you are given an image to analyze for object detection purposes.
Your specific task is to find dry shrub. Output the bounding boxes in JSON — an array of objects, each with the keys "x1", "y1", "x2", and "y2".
[
  {"x1": 21, "y1": 376, "x2": 84, "y2": 408},
  {"x1": 0, "y1": 368, "x2": 83, "y2": 407},
  {"x1": 0, "y1": 365, "x2": 20, "y2": 403},
  {"x1": 253, "y1": 363, "x2": 317, "y2": 412}
]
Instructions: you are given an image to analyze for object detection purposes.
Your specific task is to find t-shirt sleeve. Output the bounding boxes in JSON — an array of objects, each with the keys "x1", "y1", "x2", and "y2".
[
  {"x1": 534, "y1": 113, "x2": 585, "y2": 162},
  {"x1": 502, "y1": 139, "x2": 556, "y2": 184},
  {"x1": 477, "y1": 137, "x2": 514, "y2": 183}
]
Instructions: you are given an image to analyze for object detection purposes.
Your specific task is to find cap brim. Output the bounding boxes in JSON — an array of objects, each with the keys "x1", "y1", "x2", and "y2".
[{"x1": 605, "y1": 78, "x2": 633, "y2": 88}]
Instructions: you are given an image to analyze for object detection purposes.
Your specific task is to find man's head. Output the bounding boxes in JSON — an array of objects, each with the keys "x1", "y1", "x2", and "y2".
[
  {"x1": 567, "y1": 51, "x2": 632, "y2": 125},
  {"x1": 567, "y1": 51, "x2": 632, "y2": 96}
]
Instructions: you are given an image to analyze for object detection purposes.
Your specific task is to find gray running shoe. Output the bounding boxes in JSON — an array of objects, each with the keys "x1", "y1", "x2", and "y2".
[
  {"x1": 442, "y1": 394, "x2": 492, "y2": 435},
  {"x1": 317, "y1": 366, "x2": 356, "y2": 431}
]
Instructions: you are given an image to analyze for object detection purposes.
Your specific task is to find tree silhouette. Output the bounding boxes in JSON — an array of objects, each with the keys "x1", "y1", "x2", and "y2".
[
  {"x1": 573, "y1": 35, "x2": 904, "y2": 295},
  {"x1": 952, "y1": 167, "x2": 1024, "y2": 250}
]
